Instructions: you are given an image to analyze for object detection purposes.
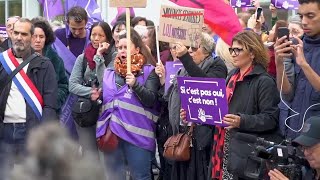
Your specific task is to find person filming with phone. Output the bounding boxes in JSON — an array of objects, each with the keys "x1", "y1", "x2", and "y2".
[{"x1": 274, "y1": 0, "x2": 320, "y2": 140}]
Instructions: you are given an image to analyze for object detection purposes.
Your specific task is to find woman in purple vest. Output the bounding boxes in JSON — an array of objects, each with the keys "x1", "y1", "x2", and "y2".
[
  {"x1": 155, "y1": 32, "x2": 228, "y2": 180},
  {"x1": 96, "y1": 28, "x2": 160, "y2": 180}
]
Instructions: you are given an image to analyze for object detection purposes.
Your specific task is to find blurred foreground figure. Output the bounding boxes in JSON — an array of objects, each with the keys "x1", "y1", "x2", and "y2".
[{"x1": 10, "y1": 122, "x2": 105, "y2": 180}]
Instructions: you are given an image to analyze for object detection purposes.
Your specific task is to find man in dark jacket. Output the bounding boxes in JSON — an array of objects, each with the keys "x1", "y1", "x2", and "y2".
[
  {"x1": 269, "y1": 116, "x2": 320, "y2": 180},
  {"x1": 275, "y1": 0, "x2": 320, "y2": 139},
  {"x1": 0, "y1": 18, "x2": 57, "y2": 177}
]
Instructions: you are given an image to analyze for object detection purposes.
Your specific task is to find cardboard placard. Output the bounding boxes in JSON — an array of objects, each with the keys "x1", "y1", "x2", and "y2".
[
  {"x1": 159, "y1": 5, "x2": 204, "y2": 47},
  {"x1": 177, "y1": 77, "x2": 228, "y2": 126},
  {"x1": 109, "y1": 0, "x2": 147, "y2": 8}
]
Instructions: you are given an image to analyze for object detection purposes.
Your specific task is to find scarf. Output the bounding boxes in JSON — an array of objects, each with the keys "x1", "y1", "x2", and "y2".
[
  {"x1": 167, "y1": 56, "x2": 213, "y2": 135},
  {"x1": 84, "y1": 43, "x2": 97, "y2": 70},
  {"x1": 114, "y1": 53, "x2": 145, "y2": 77},
  {"x1": 211, "y1": 65, "x2": 254, "y2": 180}
]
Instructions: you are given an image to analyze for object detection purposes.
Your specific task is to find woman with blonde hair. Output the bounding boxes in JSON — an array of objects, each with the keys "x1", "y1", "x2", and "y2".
[
  {"x1": 206, "y1": 30, "x2": 281, "y2": 179},
  {"x1": 215, "y1": 38, "x2": 235, "y2": 73}
]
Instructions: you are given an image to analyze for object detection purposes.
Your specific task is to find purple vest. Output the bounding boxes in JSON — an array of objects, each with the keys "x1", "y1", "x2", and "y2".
[{"x1": 96, "y1": 65, "x2": 159, "y2": 151}]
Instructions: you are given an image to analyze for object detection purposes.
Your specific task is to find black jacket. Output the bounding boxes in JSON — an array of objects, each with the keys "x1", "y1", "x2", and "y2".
[
  {"x1": 0, "y1": 50, "x2": 58, "y2": 136},
  {"x1": 0, "y1": 38, "x2": 12, "y2": 51},
  {"x1": 226, "y1": 64, "x2": 281, "y2": 178}
]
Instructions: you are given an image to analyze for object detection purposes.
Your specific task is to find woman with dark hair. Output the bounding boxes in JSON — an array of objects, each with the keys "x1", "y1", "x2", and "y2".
[
  {"x1": 31, "y1": 17, "x2": 68, "y2": 113},
  {"x1": 69, "y1": 21, "x2": 116, "y2": 156},
  {"x1": 131, "y1": 16, "x2": 147, "y2": 27},
  {"x1": 96, "y1": 28, "x2": 160, "y2": 179},
  {"x1": 208, "y1": 30, "x2": 281, "y2": 180},
  {"x1": 112, "y1": 21, "x2": 126, "y2": 48}
]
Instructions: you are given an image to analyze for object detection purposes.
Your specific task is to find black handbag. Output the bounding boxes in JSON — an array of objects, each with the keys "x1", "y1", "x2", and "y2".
[{"x1": 71, "y1": 97, "x2": 100, "y2": 127}]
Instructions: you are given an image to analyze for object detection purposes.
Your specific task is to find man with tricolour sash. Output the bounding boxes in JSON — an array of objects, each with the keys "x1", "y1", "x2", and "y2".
[{"x1": 0, "y1": 18, "x2": 57, "y2": 176}]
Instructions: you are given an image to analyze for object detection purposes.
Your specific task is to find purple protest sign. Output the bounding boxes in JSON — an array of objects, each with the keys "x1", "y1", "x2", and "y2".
[
  {"x1": 165, "y1": 61, "x2": 183, "y2": 92},
  {"x1": 0, "y1": 25, "x2": 7, "y2": 39},
  {"x1": 230, "y1": 0, "x2": 253, "y2": 8},
  {"x1": 271, "y1": 0, "x2": 299, "y2": 10},
  {"x1": 177, "y1": 77, "x2": 228, "y2": 126}
]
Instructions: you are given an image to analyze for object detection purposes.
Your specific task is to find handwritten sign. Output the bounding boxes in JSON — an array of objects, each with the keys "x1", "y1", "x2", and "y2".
[
  {"x1": 177, "y1": 77, "x2": 228, "y2": 126},
  {"x1": 110, "y1": 0, "x2": 147, "y2": 8},
  {"x1": 159, "y1": 5, "x2": 204, "y2": 47},
  {"x1": 271, "y1": 0, "x2": 299, "y2": 10},
  {"x1": 230, "y1": 0, "x2": 254, "y2": 8},
  {"x1": 165, "y1": 61, "x2": 183, "y2": 92}
]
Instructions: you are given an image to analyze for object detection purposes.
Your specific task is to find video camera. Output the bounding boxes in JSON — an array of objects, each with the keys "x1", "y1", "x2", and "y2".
[{"x1": 235, "y1": 133, "x2": 308, "y2": 180}]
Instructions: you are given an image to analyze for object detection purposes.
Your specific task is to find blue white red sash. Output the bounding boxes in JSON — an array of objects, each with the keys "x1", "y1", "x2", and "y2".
[{"x1": 0, "y1": 49, "x2": 43, "y2": 120}]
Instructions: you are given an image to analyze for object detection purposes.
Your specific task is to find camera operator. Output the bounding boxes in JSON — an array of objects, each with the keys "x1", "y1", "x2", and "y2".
[{"x1": 268, "y1": 116, "x2": 320, "y2": 180}]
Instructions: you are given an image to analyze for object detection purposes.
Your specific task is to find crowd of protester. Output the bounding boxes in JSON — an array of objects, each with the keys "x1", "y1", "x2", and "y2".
[{"x1": 1, "y1": 0, "x2": 320, "y2": 179}]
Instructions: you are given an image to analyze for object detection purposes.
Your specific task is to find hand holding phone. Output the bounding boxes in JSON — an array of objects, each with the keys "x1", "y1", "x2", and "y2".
[
  {"x1": 277, "y1": 27, "x2": 289, "y2": 41},
  {"x1": 256, "y1": 7, "x2": 263, "y2": 22}
]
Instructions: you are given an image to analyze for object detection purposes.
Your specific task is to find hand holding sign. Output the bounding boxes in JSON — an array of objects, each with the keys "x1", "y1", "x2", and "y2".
[
  {"x1": 223, "y1": 114, "x2": 241, "y2": 129},
  {"x1": 175, "y1": 42, "x2": 189, "y2": 57},
  {"x1": 155, "y1": 62, "x2": 166, "y2": 86}
]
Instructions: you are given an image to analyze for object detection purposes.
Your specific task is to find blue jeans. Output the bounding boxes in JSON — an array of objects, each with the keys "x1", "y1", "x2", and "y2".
[
  {"x1": 104, "y1": 139, "x2": 152, "y2": 180},
  {"x1": 0, "y1": 123, "x2": 27, "y2": 178}
]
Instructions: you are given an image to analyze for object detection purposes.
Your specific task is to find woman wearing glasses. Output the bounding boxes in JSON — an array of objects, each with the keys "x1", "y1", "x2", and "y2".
[
  {"x1": 209, "y1": 30, "x2": 281, "y2": 180},
  {"x1": 156, "y1": 32, "x2": 227, "y2": 180}
]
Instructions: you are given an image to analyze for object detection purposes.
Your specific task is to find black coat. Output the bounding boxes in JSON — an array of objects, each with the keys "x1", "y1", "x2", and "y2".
[
  {"x1": 226, "y1": 64, "x2": 282, "y2": 179},
  {"x1": 0, "y1": 50, "x2": 58, "y2": 137}
]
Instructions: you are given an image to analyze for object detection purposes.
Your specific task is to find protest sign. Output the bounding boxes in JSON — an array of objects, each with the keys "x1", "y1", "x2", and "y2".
[
  {"x1": 159, "y1": 5, "x2": 204, "y2": 47},
  {"x1": 230, "y1": 0, "x2": 254, "y2": 8},
  {"x1": 0, "y1": 25, "x2": 7, "y2": 39},
  {"x1": 177, "y1": 77, "x2": 228, "y2": 126},
  {"x1": 110, "y1": 0, "x2": 147, "y2": 8},
  {"x1": 165, "y1": 61, "x2": 183, "y2": 92},
  {"x1": 271, "y1": 0, "x2": 299, "y2": 10}
]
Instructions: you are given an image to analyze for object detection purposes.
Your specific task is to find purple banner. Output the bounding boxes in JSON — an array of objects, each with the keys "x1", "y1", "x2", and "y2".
[
  {"x1": 271, "y1": 0, "x2": 299, "y2": 10},
  {"x1": 0, "y1": 25, "x2": 7, "y2": 39},
  {"x1": 60, "y1": 93, "x2": 78, "y2": 139},
  {"x1": 51, "y1": 37, "x2": 77, "y2": 74},
  {"x1": 165, "y1": 61, "x2": 183, "y2": 92},
  {"x1": 230, "y1": 0, "x2": 253, "y2": 8},
  {"x1": 177, "y1": 77, "x2": 228, "y2": 126}
]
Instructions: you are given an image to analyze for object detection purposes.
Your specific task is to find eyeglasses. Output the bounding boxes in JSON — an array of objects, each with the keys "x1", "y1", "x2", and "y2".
[
  {"x1": 186, "y1": 46, "x2": 199, "y2": 52},
  {"x1": 229, "y1": 47, "x2": 244, "y2": 56},
  {"x1": 300, "y1": 144, "x2": 320, "y2": 153}
]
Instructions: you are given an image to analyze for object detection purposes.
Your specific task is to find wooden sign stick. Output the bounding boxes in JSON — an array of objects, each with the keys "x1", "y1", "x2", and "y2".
[{"x1": 126, "y1": 8, "x2": 131, "y2": 73}]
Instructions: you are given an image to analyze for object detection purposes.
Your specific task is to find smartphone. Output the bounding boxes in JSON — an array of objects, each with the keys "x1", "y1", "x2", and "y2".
[
  {"x1": 256, "y1": 7, "x2": 263, "y2": 21},
  {"x1": 277, "y1": 27, "x2": 290, "y2": 40}
]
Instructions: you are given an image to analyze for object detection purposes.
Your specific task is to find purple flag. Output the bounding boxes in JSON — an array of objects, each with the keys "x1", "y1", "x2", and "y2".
[
  {"x1": 271, "y1": 0, "x2": 299, "y2": 10},
  {"x1": 165, "y1": 61, "x2": 183, "y2": 92},
  {"x1": 38, "y1": 0, "x2": 64, "y2": 20},
  {"x1": 177, "y1": 77, "x2": 228, "y2": 126},
  {"x1": 66, "y1": 0, "x2": 102, "y2": 27}
]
